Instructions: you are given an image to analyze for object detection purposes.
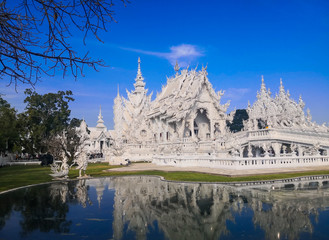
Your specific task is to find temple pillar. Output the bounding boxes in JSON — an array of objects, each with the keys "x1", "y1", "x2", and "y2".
[
  {"x1": 178, "y1": 119, "x2": 185, "y2": 140},
  {"x1": 239, "y1": 147, "x2": 243, "y2": 158},
  {"x1": 165, "y1": 121, "x2": 169, "y2": 142},
  {"x1": 298, "y1": 145, "x2": 304, "y2": 156},
  {"x1": 210, "y1": 120, "x2": 214, "y2": 140},
  {"x1": 248, "y1": 143, "x2": 253, "y2": 158},
  {"x1": 157, "y1": 118, "x2": 161, "y2": 142},
  {"x1": 191, "y1": 119, "x2": 195, "y2": 139}
]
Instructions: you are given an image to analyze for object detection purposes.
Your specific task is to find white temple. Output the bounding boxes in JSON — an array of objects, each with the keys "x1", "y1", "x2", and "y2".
[
  {"x1": 85, "y1": 58, "x2": 329, "y2": 169},
  {"x1": 83, "y1": 106, "x2": 112, "y2": 155}
]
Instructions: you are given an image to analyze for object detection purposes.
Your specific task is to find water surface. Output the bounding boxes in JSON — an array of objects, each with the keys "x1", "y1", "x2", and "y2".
[{"x1": 1, "y1": 176, "x2": 329, "y2": 240}]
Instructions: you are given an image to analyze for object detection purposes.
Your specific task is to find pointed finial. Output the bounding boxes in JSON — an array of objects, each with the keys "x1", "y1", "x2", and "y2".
[
  {"x1": 98, "y1": 105, "x2": 102, "y2": 119},
  {"x1": 117, "y1": 84, "x2": 120, "y2": 97},
  {"x1": 174, "y1": 61, "x2": 179, "y2": 74},
  {"x1": 279, "y1": 78, "x2": 285, "y2": 94},
  {"x1": 137, "y1": 57, "x2": 141, "y2": 75},
  {"x1": 96, "y1": 104, "x2": 106, "y2": 128},
  {"x1": 260, "y1": 75, "x2": 266, "y2": 93},
  {"x1": 135, "y1": 57, "x2": 145, "y2": 85},
  {"x1": 202, "y1": 63, "x2": 208, "y2": 71}
]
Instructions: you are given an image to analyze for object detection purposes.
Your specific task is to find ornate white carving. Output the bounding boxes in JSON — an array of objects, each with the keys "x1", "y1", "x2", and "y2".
[
  {"x1": 245, "y1": 77, "x2": 329, "y2": 133},
  {"x1": 50, "y1": 156, "x2": 69, "y2": 179}
]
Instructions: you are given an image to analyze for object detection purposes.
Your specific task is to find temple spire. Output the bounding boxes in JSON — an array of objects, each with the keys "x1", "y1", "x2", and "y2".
[
  {"x1": 96, "y1": 105, "x2": 106, "y2": 129},
  {"x1": 134, "y1": 57, "x2": 146, "y2": 93},
  {"x1": 137, "y1": 57, "x2": 142, "y2": 77},
  {"x1": 98, "y1": 105, "x2": 102, "y2": 120},
  {"x1": 260, "y1": 75, "x2": 266, "y2": 94},
  {"x1": 279, "y1": 78, "x2": 285, "y2": 95}
]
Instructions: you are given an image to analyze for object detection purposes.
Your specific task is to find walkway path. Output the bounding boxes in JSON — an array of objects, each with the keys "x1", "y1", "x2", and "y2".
[{"x1": 106, "y1": 163, "x2": 329, "y2": 177}]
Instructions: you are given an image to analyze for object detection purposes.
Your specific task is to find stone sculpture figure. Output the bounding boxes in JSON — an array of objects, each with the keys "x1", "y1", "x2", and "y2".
[
  {"x1": 50, "y1": 156, "x2": 70, "y2": 179},
  {"x1": 76, "y1": 152, "x2": 89, "y2": 178},
  {"x1": 290, "y1": 143, "x2": 298, "y2": 156}
]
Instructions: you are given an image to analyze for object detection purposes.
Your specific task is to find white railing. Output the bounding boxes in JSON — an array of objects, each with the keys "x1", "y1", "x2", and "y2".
[
  {"x1": 248, "y1": 129, "x2": 271, "y2": 138},
  {"x1": 245, "y1": 128, "x2": 329, "y2": 147},
  {"x1": 153, "y1": 155, "x2": 329, "y2": 170}
]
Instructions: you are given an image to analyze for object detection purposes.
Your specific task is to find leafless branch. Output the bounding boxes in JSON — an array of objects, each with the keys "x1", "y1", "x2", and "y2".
[{"x1": 0, "y1": 0, "x2": 127, "y2": 87}]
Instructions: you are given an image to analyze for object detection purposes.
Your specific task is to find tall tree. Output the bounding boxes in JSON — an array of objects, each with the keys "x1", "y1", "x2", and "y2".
[
  {"x1": 48, "y1": 118, "x2": 90, "y2": 164},
  {"x1": 21, "y1": 89, "x2": 74, "y2": 154},
  {"x1": 0, "y1": 0, "x2": 126, "y2": 86},
  {"x1": 0, "y1": 96, "x2": 19, "y2": 153}
]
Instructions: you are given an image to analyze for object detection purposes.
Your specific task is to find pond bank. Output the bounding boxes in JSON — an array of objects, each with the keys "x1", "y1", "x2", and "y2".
[
  {"x1": 2, "y1": 163, "x2": 329, "y2": 193},
  {"x1": 106, "y1": 162, "x2": 329, "y2": 177}
]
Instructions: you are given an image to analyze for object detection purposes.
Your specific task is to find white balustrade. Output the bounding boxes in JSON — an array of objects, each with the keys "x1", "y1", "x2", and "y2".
[{"x1": 153, "y1": 155, "x2": 329, "y2": 170}]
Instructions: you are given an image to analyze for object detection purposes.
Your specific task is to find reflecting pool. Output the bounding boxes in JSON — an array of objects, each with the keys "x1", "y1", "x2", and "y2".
[{"x1": 1, "y1": 176, "x2": 329, "y2": 240}]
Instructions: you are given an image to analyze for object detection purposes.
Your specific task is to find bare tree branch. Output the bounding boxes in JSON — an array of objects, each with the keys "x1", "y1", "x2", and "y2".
[{"x1": 0, "y1": 0, "x2": 127, "y2": 87}]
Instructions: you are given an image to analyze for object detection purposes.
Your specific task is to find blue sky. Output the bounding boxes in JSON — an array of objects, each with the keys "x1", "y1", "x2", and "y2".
[{"x1": 1, "y1": 0, "x2": 329, "y2": 128}]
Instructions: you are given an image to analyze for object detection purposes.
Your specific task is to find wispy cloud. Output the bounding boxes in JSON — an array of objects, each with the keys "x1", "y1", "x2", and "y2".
[
  {"x1": 121, "y1": 44, "x2": 204, "y2": 67},
  {"x1": 222, "y1": 88, "x2": 250, "y2": 100}
]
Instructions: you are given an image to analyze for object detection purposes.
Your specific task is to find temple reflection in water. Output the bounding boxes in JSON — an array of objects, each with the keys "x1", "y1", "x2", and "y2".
[
  {"x1": 1, "y1": 176, "x2": 329, "y2": 240},
  {"x1": 104, "y1": 176, "x2": 329, "y2": 240}
]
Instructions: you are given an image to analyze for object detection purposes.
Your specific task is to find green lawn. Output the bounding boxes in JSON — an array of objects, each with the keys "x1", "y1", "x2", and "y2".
[{"x1": 1, "y1": 163, "x2": 329, "y2": 192}]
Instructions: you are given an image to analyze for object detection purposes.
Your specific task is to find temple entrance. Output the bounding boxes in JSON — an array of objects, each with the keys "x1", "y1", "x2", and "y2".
[{"x1": 194, "y1": 109, "x2": 210, "y2": 140}]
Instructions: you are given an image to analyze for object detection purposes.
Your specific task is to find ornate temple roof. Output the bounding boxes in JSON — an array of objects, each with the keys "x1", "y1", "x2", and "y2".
[
  {"x1": 248, "y1": 76, "x2": 277, "y2": 119},
  {"x1": 148, "y1": 66, "x2": 230, "y2": 122},
  {"x1": 247, "y1": 77, "x2": 310, "y2": 128}
]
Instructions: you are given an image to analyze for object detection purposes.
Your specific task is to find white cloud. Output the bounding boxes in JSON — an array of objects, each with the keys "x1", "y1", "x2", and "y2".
[
  {"x1": 222, "y1": 88, "x2": 250, "y2": 101},
  {"x1": 121, "y1": 44, "x2": 204, "y2": 67}
]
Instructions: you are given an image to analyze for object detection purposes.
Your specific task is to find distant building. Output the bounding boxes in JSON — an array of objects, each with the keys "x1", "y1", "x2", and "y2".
[{"x1": 82, "y1": 106, "x2": 113, "y2": 156}]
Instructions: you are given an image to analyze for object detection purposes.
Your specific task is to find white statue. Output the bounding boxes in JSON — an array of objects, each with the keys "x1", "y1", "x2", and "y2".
[
  {"x1": 76, "y1": 151, "x2": 89, "y2": 178},
  {"x1": 50, "y1": 155, "x2": 70, "y2": 179}
]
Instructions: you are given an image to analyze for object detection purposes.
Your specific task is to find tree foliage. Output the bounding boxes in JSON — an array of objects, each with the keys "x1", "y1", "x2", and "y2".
[
  {"x1": 20, "y1": 89, "x2": 74, "y2": 154},
  {"x1": 0, "y1": 0, "x2": 126, "y2": 87},
  {"x1": 0, "y1": 89, "x2": 89, "y2": 159},
  {"x1": 0, "y1": 96, "x2": 19, "y2": 153},
  {"x1": 227, "y1": 109, "x2": 249, "y2": 133}
]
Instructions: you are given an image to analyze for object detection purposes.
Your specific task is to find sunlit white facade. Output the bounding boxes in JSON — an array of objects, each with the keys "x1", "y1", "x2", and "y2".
[{"x1": 87, "y1": 58, "x2": 329, "y2": 169}]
